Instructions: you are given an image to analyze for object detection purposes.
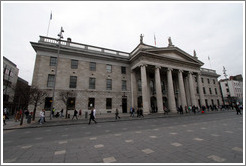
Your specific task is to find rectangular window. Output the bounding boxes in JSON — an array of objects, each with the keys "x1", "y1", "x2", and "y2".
[
  {"x1": 201, "y1": 77, "x2": 204, "y2": 83},
  {"x1": 88, "y1": 98, "x2": 95, "y2": 109},
  {"x1": 106, "y1": 98, "x2": 112, "y2": 109},
  {"x1": 196, "y1": 87, "x2": 199, "y2": 94},
  {"x1": 226, "y1": 88, "x2": 229, "y2": 92},
  {"x1": 121, "y1": 66, "x2": 126, "y2": 74},
  {"x1": 215, "y1": 88, "x2": 217, "y2": 95},
  {"x1": 209, "y1": 88, "x2": 212, "y2": 94},
  {"x1": 195, "y1": 77, "x2": 197, "y2": 82},
  {"x1": 106, "y1": 64, "x2": 112, "y2": 73},
  {"x1": 47, "y1": 74, "x2": 55, "y2": 87},
  {"x1": 44, "y1": 97, "x2": 52, "y2": 110},
  {"x1": 122, "y1": 80, "x2": 127, "y2": 91},
  {"x1": 225, "y1": 83, "x2": 228, "y2": 87},
  {"x1": 90, "y1": 62, "x2": 96, "y2": 71},
  {"x1": 67, "y1": 97, "x2": 76, "y2": 110},
  {"x1": 207, "y1": 78, "x2": 210, "y2": 84},
  {"x1": 69, "y1": 76, "x2": 77, "y2": 88},
  {"x1": 213, "y1": 79, "x2": 215, "y2": 84},
  {"x1": 138, "y1": 80, "x2": 142, "y2": 92},
  {"x1": 203, "y1": 87, "x2": 206, "y2": 94},
  {"x1": 50, "y1": 57, "x2": 57, "y2": 66},
  {"x1": 106, "y1": 79, "x2": 112, "y2": 90},
  {"x1": 71, "y1": 59, "x2": 78, "y2": 69},
  {"x1": 89, "y1": 78, "x2": 96, "y2": 89}
]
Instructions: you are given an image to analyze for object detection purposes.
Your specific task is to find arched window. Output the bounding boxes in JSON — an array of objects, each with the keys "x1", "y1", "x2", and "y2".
[{"x1": 138, "y1": 79, "x2": 142, "y2": 92}]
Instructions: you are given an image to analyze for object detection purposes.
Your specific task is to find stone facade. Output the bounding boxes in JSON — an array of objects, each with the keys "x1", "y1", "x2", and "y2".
[{"x1": 30, "y1": 36, "x2": 223, "y2": 115}]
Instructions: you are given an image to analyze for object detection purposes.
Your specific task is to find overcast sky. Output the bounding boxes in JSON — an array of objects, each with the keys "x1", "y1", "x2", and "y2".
[{"x1": 2, "y1": 1, "x2": 244, "y2": 85}]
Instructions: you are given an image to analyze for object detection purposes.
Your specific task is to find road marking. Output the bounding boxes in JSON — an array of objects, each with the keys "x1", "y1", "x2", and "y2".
[
  {"x1": 149, "y1": 136, "x2": 157, "y2": 139},
  {"x1": 225, "y1": 131, "x2": 233, "y2": 134},
  {"x1": 105, "y1": 130, "x2": 110, "y2": 132},
  {"x1": 200, "y1": 127, "x2": 207, "y2": 130},
  {"x1": 4, "y1": 157, "x2": 17, "y2": 163},
  {"x1": 122, "y1": 128, "x2": 128, "y2": 130},
  {"x1": 114, "y1": 134, "x2": 122, "y2": 136},
  {"x1": 186, "y1": 130, "x2": 194, "y2": 132},
  {"x1": 58, "y1": 141, "x2": 67, "y2": 144},
  {"x1": 232, "y1": 147, "x2": 243, "y2": 152},
  {"x1": 211, "y1": 134, "x2": 220, "y2": 137},
  {"x1": 103, "y1": 156, "x2": 116, "y2": 163},
  {"x1": 21, "y1": 145, "x2": 32, "y2": 149},
  {"x1": 171, "y1": 142, "x2": 182, "y2": 147},
  {"x1": 54, "y1": 150, "x2": 66, "y2": 155},
  {"x1": 193, "y1": 138, "x2": 204, "y2": 141},
  {"x1": 89, "y1": 137, "x2": 97, "y2": 140},
  {"x1": 45, "y1": 129, "x2": 51, "y2": 132},
  {"x1": 35, "y1": 137, "x2": 43, "y2": 140},
  {"x1": 125, "y1": 139, "x2": 134, "y2": 143},
  {"x1": 142, "y1": 148, "x2": 154, "y2": 154},
  {"x1": 169, "y1": 132, "x2": 178, "y2": 135},
  {"x1": 24, "y1": 131, "x2": 31, "y2": 134},
  {"x1": 207, "y1": 155, "x2": 226, "y2": 162},
  {"x1": 182, "y1": 125, "x2": 187, "y2": 127},
  {"x1": 154, "y1": 128, "x2": 159, "y2": 131},
  {"x1": 94, "y1": 144, "x2": 104, "y2": 148},
  {"x1": 136, "y1": 131, "x2": 142, "y2": 134},
  {"x1": 62, "y1": 134, "x2": 68, "y2": 137}
]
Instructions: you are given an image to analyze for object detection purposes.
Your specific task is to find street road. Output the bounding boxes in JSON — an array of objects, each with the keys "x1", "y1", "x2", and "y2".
[{"x1": 3, "y1": 111, "x2": 244, "y2": 163}]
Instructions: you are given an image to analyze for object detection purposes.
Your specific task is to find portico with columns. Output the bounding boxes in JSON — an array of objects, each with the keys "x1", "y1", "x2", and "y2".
[{"x1": 129, "y1": 36, "x2": 205, "y2": 114}]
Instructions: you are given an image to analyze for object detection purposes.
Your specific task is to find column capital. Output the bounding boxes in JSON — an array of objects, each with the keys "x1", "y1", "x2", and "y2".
[
  {"x1": 188, "y1": 71, "x2": 193, "y2": 75},
  {"x1": 155, "y1": 66, "x2": 161, "y2": 69},
  {"x1": 140, "y1": 63, "x2": 148, "y2": 68},
  {"x1": 167, "y1": 68, "x2": 173, "y2": 71},
  {"x1": 197, "y1": 72, "x2": 201, "y2": 76},
  {"x1": 178, "y1": 69, "x2": 183, "y2": 73}
]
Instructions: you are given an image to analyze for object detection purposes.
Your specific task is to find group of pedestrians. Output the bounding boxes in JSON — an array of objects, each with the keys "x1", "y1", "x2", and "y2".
[{"x1": 130, "y1": 107, "x2": 144, "y2": 117}]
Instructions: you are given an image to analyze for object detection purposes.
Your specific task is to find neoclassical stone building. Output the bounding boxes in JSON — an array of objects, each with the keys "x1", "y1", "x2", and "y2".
[{"x1": 30, "y1": 35, "x2": 222, "y2": 114}]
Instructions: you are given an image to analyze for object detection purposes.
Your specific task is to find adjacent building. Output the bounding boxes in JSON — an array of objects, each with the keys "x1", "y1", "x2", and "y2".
[
  {"x1": 219, "y1": 74, "x2": 243, "y2": 105},
  {"x1": 3, "y1": 56, "x2": 19, "y2": 114},
  {"x1": 30, "y1": 35, "x2": 223, "y2": 115}
]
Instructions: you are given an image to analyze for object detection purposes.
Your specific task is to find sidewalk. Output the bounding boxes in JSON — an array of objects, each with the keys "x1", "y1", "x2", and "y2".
[{"x1": 3, "y1": 109, "x2": 236, "y2": 130}]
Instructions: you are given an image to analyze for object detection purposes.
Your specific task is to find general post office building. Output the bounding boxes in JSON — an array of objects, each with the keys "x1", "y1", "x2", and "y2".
[{"x1": 30, "y1": 35, "x2": 222, "y2": 114}]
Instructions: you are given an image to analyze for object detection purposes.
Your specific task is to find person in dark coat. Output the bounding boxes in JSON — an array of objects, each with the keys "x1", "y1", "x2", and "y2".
[
  {"x1": 115, "y1": 108, "x2": 120, "y2": 120},
  {"x1": 72, "y1": 109, "x2": 78, "y2": 120},
  {"x1": 88, "y1": 107, "x2": 97, "y2": 124}
]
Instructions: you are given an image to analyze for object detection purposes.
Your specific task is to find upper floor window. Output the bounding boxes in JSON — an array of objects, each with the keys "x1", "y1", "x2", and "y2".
[
  {"x1": 50, "y1": 57, "x2": 57, "y2": 66},
  {"x1": 213, "y1": 79, "x2": 215, "y2": 84},
  {"x1": 89, "y1": 78, "x2": 96, "y2": 89},
  {"x1": 209, "y1": 88, "x2": 212, "y2": 94},
  {"x1": 47, "y1": 74, "x2": 55, "y2": 87},
  {"x1": 203, "y1": 87, "x2": 206, "y2": 94},
  {"x1": 121, "y1": 66, "x2": 126, "y2": 74},
  {"x1": 106, "y1": 64, "x2": 112, "y2": 73},
  {"x1": 138, "y1": 80, "x2": 142, "y2": 92},
  {"x1": 106, "y1": 79, "x2": 112, "y2": 90},
  {"x1": 215, "y1": 88, "x2": 218, "y2": 95},
  {"x1": 69, "y1": 76, "x2": 77, "y2": 88},
  {"x1": 207, "y1": 78, "x2": 210, "y2": 84},
  {"x1": 122, "y1": 80, "x2": 127, "y2": 91},
  {"x1": 71, "y1": 60, "x2": 78, "y2": 69},
  {"x1": 90, "y1": 62, "x2": 96, "y2": 71},
  {"x1": 201, "y1": 77, "x2": 204, "y2": 83}
]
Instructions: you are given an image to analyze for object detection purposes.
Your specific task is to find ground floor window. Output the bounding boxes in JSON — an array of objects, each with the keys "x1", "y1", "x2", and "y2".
[
  {"x1": 106, "y1": 98, "x2": 112, "y2": 109},
  {"x1": 67, "y1": 97, "x2": 75, "y2": 110},
  {"x1": 217, "y1": 99, "x2": 220, "y2": 106},
  {"x1": 44, "y1": 97, "x2": 52, "y2": 110},
  {"x1": 88, "y1": 98, "x2": 95, "y2": 109}
]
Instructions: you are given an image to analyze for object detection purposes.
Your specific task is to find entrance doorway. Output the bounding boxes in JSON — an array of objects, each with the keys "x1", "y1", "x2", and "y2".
[{"x1": 122, "y1": 98, "x2": 127, "y2": 113}]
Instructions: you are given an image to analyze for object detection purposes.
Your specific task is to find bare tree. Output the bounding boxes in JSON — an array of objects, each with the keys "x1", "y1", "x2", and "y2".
[
  {"x1": 29, "y1": 86, "x2": 47, "y2": 121},
  {"x1": 59, "y1": 90, "x2": 76, "y2": 118}
]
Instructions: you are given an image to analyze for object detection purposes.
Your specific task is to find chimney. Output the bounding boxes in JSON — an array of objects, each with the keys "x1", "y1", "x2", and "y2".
[{"x1": 66, "y1": 38, "x2": 72, "y2": 46}]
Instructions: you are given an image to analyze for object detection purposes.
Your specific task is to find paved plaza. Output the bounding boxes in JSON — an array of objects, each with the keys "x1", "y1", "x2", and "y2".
[{"x1": 2, "y1": 111, "x2": 244, "y2": 164}]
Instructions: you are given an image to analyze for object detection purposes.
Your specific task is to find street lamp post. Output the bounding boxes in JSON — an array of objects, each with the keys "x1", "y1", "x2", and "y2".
[{"x1": 50, "y1": 27, "x2": 64, "y2": 120}]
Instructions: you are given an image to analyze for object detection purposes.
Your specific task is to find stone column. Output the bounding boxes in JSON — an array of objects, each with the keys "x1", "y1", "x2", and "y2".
[
  {"x1": 140, "y1": 64, "x2": 150, "y2": 114},
  {"x1": 188, "y1": 71, "x2": 197, "y2": 106},
  {"x1": 155, "y1": 66, "x2": 163, "y2": 113},
  {"x1": 167, "y1": 68, "x2": 176, "y2": 113},
  {"x1": 178, "y1": 70, "x2": 187, "y2": 108},
  {"x1": 197, "y1": 73, "x2": 205, "y2": 106},
  {"x1": 131, "y1": 70, "x2": 138, "y2": 108}
]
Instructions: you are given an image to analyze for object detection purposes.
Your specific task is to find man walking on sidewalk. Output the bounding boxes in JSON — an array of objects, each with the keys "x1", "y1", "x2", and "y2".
[{"x1": 88, "y1": 107, "x2": 97, "y2": 124}]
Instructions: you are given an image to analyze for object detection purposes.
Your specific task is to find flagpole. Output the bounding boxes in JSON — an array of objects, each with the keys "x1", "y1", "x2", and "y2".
[{"x1": 47, "y1": 11, "x2": 52, "y2": 36}]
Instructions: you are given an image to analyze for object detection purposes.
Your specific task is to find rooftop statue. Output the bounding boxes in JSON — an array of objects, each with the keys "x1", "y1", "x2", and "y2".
[
  {"x1": 168, "y1": 37, "x2": 173, "y2": 46},
  {"x1": 140, "y1": 34, "x2": 144, "y2": 43}
]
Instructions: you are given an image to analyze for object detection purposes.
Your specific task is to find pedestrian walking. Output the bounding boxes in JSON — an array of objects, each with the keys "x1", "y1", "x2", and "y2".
[
  {"x1": 72, "y1": 109, "x2": 78, "y2": 120},
  {"x1": 51, "y1": 107, "x2": 55, "y2": 118},
  {"x1": 88, "y1": 107, "x2": 97, "y2": 124},
  {"x1": 192, "y1": 105, "x2": 196, "y2": 114},
  {"x1": 138, "y1": 108, "x2": 144, "y2": 117},
  {"x1": 3, "y1": 113, "x2": 6, "y2": 125},
  {"x1": 115, "y1": 108, "x2": 120, "y2": 120},
  {"x1": 39, "y1": 109, "x2": 45, "y2": 125},
  {"x1": 179, "y1": 105, "x2": 184, "y2": 114},
  {"x1": 78, "y1": 109, "x2": 82, "y2": 118},
  {"x1": 235, "y1": 104, "x2": 241, "y2": 115},
  {"x1": 60, "y1": 109, "x2": 64, "y2": 117}
]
